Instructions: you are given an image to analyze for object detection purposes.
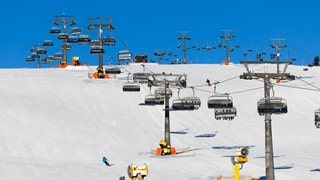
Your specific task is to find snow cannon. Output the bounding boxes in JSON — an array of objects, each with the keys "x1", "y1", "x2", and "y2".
[
  {"x1": 127, "y1": 163, "x2": 148, "y2": 180},
  {"x1": 156, "y1": 139, "x2": 176, "y2": 156},
  {"x1": 232, "y1": 147, "x2": 249, "y2": 164}
]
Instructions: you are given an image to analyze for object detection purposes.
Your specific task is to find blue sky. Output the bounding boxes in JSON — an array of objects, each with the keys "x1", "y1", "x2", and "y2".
[{"x1": 1, "y1": 0, "x2": 319, "y2": 68}]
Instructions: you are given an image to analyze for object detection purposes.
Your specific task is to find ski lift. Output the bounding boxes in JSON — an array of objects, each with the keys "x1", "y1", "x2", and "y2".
[
  {"x1": 118, "y1": 50, "x2": 132, "y2": 60},
  {"x1": 53, "y1": 53, "x2": 63, "y2": 59},
  {"x1": 31, "y1": 53, "x2": 40, "y2": 59},
  {"x1": 172, "y1": 87, "x2": 201, "y2": 110},
  {"x1": 145, "y1": 94, "x2": 164, "y2": 105},
  {"x1": 123, "y1": 81, "x2": 140, "y2": 92},
  {"x1": 36, "y1": 48, "x2": 47, "y2": 54},
  {"x1": 133, "y1": 72, "x2": 150, "y2": 83},
  {"x1": 257, "y1": 97, "x2": 288, "y2": 116},
  {"x1": 315, "y1": 109, "x2": 320, "y2": 128},
  {"x1": 26, "y1": 56, "x2": 35, "y2": 62},
  {"x1": 208, "y1": 94, "x2": 233, "y2": 108},
  {"x1": 67, "y1": 35, "x2": 79, "y2": 43},
  {"x1": 61, "y1": 44, "x2": 71, "y2": 51},
  {"x1": 105, "y1": 67, "x2": 121, "y2": 74},
  {"x1": 102, "y1": 36, "x2": 116, "y2": 46},
  {"x1": 43, "y1": 40, "x2": 53, "y2": 46},
  {"x1": 215, "y1": 108, "x2": 237, "y2": 120},
  {"x1": 58, "y1": 33, "x2": 68, "y2": 40},
  {"x1": 155, "y1": 87, "x2": 172, "y2": 97},
  {"x1": 172, "y1": 96, "x2": 201, "y2": 110},
  {"x1": 90, "y1": 46, "x2": 104, "y2": 54},
  {"x1": 50, "y1": 27, "x2": 61, "y2": 34},
  {"x1": 78, "y1": 34, "x2": 91, "y2": 44},
  {"x1": 70, "y1": 27, "x2": 81, "y2": 34},
  {"x1": 123, "y1": 74, "x2": 140, "y2": 92}
]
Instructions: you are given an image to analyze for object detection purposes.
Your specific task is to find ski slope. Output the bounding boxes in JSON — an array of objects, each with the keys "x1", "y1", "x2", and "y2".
[{"x1": 0, "y1": 63, "x2": 319, "y2": 180}]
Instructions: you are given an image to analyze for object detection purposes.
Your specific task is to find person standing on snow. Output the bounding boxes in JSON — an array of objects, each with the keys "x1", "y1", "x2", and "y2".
[{"x1": 102, "y1": 156, "x2": 111, "y2": 166}]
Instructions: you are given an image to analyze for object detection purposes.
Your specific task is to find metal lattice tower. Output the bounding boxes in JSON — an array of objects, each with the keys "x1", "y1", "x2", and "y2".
[
  {"x1": 52, "y1": 14, "x2": 77, "y2": 64},
  {"x1": 270, "y1": 38, "x2": 287, "y2": 74},
  {"x1": 87, "y1": 17, "x2": 115, "y2": 78},
  {"x1": 177, "y1": 31, "x2": 191, "y2": 64},
  {"x1": 220, "y1": 30, "x2": 235, "y2": 65}
]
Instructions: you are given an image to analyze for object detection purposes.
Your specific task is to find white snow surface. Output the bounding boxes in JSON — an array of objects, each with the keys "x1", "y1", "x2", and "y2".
[{"x1": 0, "y1": 63, "x2": 319, "y2": 180}]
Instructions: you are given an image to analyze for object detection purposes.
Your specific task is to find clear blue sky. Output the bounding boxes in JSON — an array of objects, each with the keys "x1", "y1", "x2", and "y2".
[{"x1": 1, "y1": 0, "x2": 319, "y2": 68}]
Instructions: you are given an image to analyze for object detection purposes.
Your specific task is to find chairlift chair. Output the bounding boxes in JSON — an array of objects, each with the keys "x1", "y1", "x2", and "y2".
[
  {"x1": 215, "y1": 108, "x2": 237, "y2": 120},
  {"x1": 122, "y1": 81, "x2": 140, "y2": 92},
  {"x1": 50, "y1": 27, "x2": 61, "y2": 34},
  {"x1": 172, "y1": 96, "x2": 201, "y2": 110},
  {"x1": 133, "y1": 72, "x2": 150, "y2": 83},
  {"x1": 154, "y1": 87, "x2": 172, "y2": 97},
  {"x1": 70, "y1": 27, "x2": 81, "y2": 34},
  {"x1": 257, "y1": 97, "x2": 288, "y2": 116},
  {"x1": 90, "y1": 46, "x2": 104, "y2": 54},
  {"x1": 58, "y1": 33, "x2": 68, "y2": 40},
  {"x1": 36, "y1": 48, "x2": 47, "y2": 54},
  {"x1": 118, "y1": 50, "x2": 132, "y2": 60},
  {"x1": 67, "y1": 36, "x2": 79, "y2": 43},
  {"x1": 26, "y1": 56, "x2": 35, "y2": 62},
  {"x1": 43, "y1": 40, "x2": 54, "y2": 46},
  {"x1": 102, "y1": 36, "x2": 116, "y2": 46},
  {"x1": 31, "y1": 53, "x2": 40, "y2": 59},
  {"x1": 145, "y1": 94, "x2": 164, "y2": 105},
  {"x1": 78, "y1": 34, "x2": 91, "y2": 44},
  {"x1": 207, "y1": 94, "x2": 233, "y2": 109},
  {"x1": 105, "y1": 67, "x2": 121, "y2": 74}
]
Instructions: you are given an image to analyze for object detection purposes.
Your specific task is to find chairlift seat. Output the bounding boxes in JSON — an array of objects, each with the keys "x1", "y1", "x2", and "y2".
[
  {"x1": 123, "y1": 82, "x2": 140, "y2": 92},
  {"x1": 155, "y1": 87, "x2": 172, "y2": 97},
  {"x1": 257, "y1": 97, "x2": 288, "y2": 116},
  {"x1": 145, "y1": 94, "x2": 164, "y2": 105},
  {"x1": 105, "y1": 67, "x2": 121, "y2": 74},
  {"x1": 172, "y1": 96, "x2": 201, "y2": 110},
  {"x1": 207, "y1": 94, "x2": 233, "y2": 108},
  {"x1": 214, "y1": 107, "x2": 237, "y2": 120}
]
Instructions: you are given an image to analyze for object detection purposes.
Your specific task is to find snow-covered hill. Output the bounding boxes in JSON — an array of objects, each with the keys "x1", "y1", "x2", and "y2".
[{"x1": 0, "y1": 63, "x2": 319, "y2": 180}]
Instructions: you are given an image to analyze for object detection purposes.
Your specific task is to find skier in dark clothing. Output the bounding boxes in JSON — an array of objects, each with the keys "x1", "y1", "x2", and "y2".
[{"x1": 102, "y1": 156, "x2": 111, "y2": 166}]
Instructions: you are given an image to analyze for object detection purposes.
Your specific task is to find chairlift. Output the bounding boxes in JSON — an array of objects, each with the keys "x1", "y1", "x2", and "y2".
[
  {"x1": 145, "y1": 94, "x2": 164, "y2": 105},
  {"x1": 215, "y1": 108, "x2": 237, "y2": 120},
  {"x1": 36, "y1": 48, "x2": 47, "y2": 54},
  {"x1": 67, "y1": 36, "x2": 79, "y2": 43},
  {"x1": 90, "y1": 46, "x2": 104, "y2": 54},
  {"x1": 118, "y1": 50, "x2": 132, "y2": 60},
  {"x1": 78, "y1": 34, "x2": 91, "y2": 44},
  {"x1": 103, "y1": 36, "x2": 116, "y2": 46},
  {"x1": 172, "y1": 87, "x2": 201, "y2": 110},
  {"x1": 315, "y1": 109, "x2": 320, "y2": 128},
  {"x1": 70, "y1": 27, "x2": 81, "y2": 34},
  {"x1": 31, "y1": 53, "x2": 40, "y2": 59},
  {"x1": 61, "y1": 44, "x2": 72, "y2": 51},
  {"x1": 207, "y1": 94, "x2": 233, "y2": 108},
  {"x1": 53, "y1": 53, "x2": 63, "y2": 59},
  {"x1": 105, "y1": 67, "x2": 121, "y2": 74},
  {"x1": 154, "y1": 87, "x2": 172, "y2": 97},
  {"x1": 122, "y1": 81, "x2": 140, "y2": 92},
  {"x1": 43, "y1": 40, "x2": 53, "y2": 46},
  {"x1": 257, "y1": 97, "x2": 288, "y2": 116},
  {"x1": 50, "y1": 27, "x2": 61, "y2": 34},
  {"x1": 58, "y1": 33, "x2": 68, "y2": 40},
  {"x1": 26, "y1": 56, "x2": 35, "y2": 62},
  {"x1": 172, "y1": 96, "x2": 201, "y2": 110},
  {"x1": 133, "y1": 72, "x2": 150, "y2": 83}
]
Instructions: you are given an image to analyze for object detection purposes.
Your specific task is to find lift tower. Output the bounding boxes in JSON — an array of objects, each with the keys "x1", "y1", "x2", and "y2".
[
  {"x1": 177, "y1": 31, "x2": 191, "y2": 64},
  {"x1": 88, "y1": 17, "x2": 115, "y2": 78},
  {"x1": 240, "y1": 59, "x2": 294, "y2": 180},
  {"x1": 51, "y1": 14, "x2": 77, "y2": 66},
  {"x1": 220, "y1": 30, "x2": 235, "y2": 65},
  {"x1": 270, "y1": 38, "x2": 287, "y2": 74},
  {"x1": 148, "y1": 73, "x2": 187, "y2": 155}
]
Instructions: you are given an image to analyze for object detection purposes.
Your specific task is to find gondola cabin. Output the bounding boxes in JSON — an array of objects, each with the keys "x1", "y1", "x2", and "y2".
[
  {"x1": 207, "y1": 94, "x2": 233, "y2": 108},
  {"x1": 257, "y1": 97, "x2": 288, "y2": 116},
  {"x1": 172, "y1": 96, "x2": 201, "y2": 110},
  {"x1": 122, "y1": 82, "x2": 140, "y2": 92},
  {"x1": 145, "y1": 94, "x2": 164, "y2": 105},
  {"x1": 315, "y1": 109, "x2": 320, "y2": 128}
]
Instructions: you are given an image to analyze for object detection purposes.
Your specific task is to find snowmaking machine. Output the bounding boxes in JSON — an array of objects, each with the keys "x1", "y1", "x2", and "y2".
[{"x1": 127, "y1": 163, "x2": 149, "y2": 180}]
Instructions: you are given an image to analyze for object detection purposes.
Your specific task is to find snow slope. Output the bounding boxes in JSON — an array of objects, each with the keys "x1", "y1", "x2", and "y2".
[{"x1": 0, "y1": 63, "x2": 319, "y2": 180}]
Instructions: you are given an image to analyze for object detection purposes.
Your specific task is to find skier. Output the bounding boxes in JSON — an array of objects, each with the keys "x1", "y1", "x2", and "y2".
[
  {"x1": 102, "y1": 156, "x2": 111, "y2": 166},
  {"x1": 206, "y1": 79, "x2": 211, "y2": 86}
]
